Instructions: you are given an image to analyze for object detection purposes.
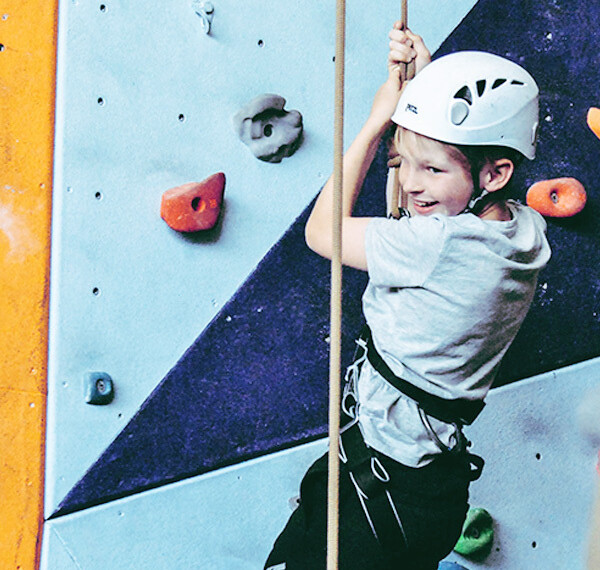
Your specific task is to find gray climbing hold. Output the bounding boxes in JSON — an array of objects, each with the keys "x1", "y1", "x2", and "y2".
[
  {"x1": 192, "y1": 1, "x2": 214, "y2": 34},
  {"x1": 233, "y1": 94, "x2": 303, "y2": 163}
]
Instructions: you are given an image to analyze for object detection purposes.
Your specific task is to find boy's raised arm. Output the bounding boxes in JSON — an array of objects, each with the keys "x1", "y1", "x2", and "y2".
[{"x1": 304, "y1": 25, "x2": 430, "y2": 271}]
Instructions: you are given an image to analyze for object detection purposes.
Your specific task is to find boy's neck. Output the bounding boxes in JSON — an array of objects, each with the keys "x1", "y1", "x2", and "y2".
[{"x1": 478, "y1": 200, "x2": 512, "y2": 221}]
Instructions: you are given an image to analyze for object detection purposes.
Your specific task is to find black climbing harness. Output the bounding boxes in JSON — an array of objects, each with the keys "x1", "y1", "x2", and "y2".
[
  {"x1": 339, "y1": 327, "x2": 485, "y2": 551},
  {"x1": 362, "y1": 327, "x2": 485, "y2": 426},
  {"x1": 339, "y1": 418, "x2": 410, "y2": 551}
]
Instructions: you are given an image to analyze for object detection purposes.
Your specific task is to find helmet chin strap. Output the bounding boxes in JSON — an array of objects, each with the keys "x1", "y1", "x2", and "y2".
[{"x1": 462, "y1": 188, "x2": 490, "y2": 215}]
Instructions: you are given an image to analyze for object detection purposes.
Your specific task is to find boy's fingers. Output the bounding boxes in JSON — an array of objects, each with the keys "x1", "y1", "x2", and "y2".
[
  {"x1": 389, "y1": 28, "x2": 412, "y2": 45},
  {"x1": 388, "y1": 24, "x2": 430, "y2": 74},
  {"x1": 389, "y1": 38, "x2": 414, "y2": 53},
  {"x1": 388, "y1": 47, "x2": 417, "y2": 69},
  {"x1": 405, "y1": 30, "x2": 429, "y2": 55},
  {"x1": 402, "y1": 29, "x2": 431, "y2": 72},
  {"x1": 389, "y1": 46, "x2": 417, "y2": 62}
]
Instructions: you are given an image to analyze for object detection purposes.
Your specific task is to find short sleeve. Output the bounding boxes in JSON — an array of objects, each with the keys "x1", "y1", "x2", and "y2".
[{"x1": 364, "y1": 216, "x2": 446, "y2": 287}]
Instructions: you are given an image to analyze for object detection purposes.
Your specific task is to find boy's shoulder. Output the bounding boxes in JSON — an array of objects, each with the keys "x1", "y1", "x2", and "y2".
[
  {"x1": 369, "y1": 200, "x2": 547, "y2": 241},
  {"x1": 505, "y1": 199, "x2": 548, "y2": 231}
]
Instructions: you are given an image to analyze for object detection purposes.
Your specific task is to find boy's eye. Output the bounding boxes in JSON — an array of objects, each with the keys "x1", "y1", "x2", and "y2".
[{"x1": 427, "y1": 165, "x2": 443, "y2": 174}]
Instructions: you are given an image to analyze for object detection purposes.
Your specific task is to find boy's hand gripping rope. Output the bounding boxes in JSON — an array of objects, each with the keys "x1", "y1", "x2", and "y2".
[{"x1": 390, "y1": 0, "x2": 415, "y2": 219}]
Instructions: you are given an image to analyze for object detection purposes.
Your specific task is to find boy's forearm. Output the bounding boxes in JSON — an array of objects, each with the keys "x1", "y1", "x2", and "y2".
[{"x1": 305, "y1": 118, "x2": 389, "y2": 252}]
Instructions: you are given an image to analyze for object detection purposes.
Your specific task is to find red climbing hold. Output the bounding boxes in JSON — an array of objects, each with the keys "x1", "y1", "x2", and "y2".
[
  {"x1": 161, "y1": 173, "x2": 225, "y2": 232},
  {"x1": 526, "y1": 177, "x2": 587, "y2": 218},
  {"x1": 587, "y1": 107, "x2": 600, "y2": 140}
]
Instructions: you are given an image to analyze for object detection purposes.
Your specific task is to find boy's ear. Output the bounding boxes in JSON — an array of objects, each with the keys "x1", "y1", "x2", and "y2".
[{"x1": 479, "y1": 158, "x2": 514, "y2": 193}]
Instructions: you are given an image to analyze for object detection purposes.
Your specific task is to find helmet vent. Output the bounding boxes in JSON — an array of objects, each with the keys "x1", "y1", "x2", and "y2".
[
  {"x1": 511, "y1": 79, "x2": 525, "y2": 86},
  {"x1": 454, "y1": 86, "x2": 472, "y2": 105},
  {"x1": 492, "y1": 78, "x2": 507, "y2": 89},
  {"x1": 476, "y1": 80, "x2": 486, "y2": 97}
]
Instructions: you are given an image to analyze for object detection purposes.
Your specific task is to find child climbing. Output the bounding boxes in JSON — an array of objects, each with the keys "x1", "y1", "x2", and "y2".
[{"x1": 265, "y1": 21, "x2": 551, "y2": 570}]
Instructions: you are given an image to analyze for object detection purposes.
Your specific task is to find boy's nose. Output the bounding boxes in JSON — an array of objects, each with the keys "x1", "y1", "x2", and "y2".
[{"x1": 399, "y1": 166, "x2": 422, "y2": 194}]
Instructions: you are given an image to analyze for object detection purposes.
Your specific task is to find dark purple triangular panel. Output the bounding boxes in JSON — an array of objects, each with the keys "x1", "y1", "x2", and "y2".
[{"x1": 55, "y1": 0, "x2": 599, "y2": 517}]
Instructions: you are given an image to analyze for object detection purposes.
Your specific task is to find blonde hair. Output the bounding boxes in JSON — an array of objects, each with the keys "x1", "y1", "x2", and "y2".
[
  {"x1": 392, "y1": 126, "x2": 472, "y2": 174},
  {"x1": 393, "y1": 125, "x2": 522, "y2": 192}
]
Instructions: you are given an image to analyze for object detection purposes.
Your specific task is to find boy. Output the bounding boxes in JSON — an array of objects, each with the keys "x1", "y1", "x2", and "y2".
[{"x1": 265, "y1": 22, "x2": 551, "y2": 570}]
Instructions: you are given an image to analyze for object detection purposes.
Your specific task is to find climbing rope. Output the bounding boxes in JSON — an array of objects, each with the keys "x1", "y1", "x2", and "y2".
[
  {"x1": 327, "y1": 1, "x2": 345, "y2": 568},
  {"x1": 328, "y1": 3, "x2": 414, "y2": 567},
  {"x1": 390, "y1": 0, "x2": 415, "y2": 218}
]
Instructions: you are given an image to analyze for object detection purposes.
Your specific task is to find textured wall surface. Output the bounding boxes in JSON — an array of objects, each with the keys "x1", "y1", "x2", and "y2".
[
  {"x1": 46, "y1": 0, "x2": 477, "y2": 517},
  {"x1": 39, "y1": 0, "x2": 600, "y2": 568},
  {"x1": 41, "y1": 360, "x2": 600, "y2": 568},
  {"x1": 46, "y1": 0, "x2": 403, "y2": 516},
  {"x1": 53, "y1": 0, "x2": 600, "y2": 520}
]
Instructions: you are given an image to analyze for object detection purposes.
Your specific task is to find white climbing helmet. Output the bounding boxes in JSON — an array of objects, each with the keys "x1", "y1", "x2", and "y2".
[{"x1": 391, "y1": 51, "x2": 539, "y2": 160}]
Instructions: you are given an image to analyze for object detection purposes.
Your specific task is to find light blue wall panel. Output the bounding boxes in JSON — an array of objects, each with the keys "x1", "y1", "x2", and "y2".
[
  {"x1": 40, "y1": 527, "x2": 81, "y2": 570},
  {"x1": 447, "y1": 357, "x2": 600, "y2": 569},
  {"x1": 47, "y1": 0, "x2": 478, "y2": 515},
  {"x1": 41, "y1": 358, "x2": 600, "y2": 569},
  {"x1": 42, "y1": 439, "x2": 328, "y2": 570}
]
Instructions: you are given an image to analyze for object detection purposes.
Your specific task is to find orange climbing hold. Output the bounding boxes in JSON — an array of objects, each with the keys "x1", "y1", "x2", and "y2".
[
  {"x1": 161, "y1": 173, "x2": 225, "y2": 232},
  {"x1": 526, "y1": 177, "x2": 587, "y2": 218},
  {"x1": 587, "y1": 107, "x2": 600, "y2": 140}
]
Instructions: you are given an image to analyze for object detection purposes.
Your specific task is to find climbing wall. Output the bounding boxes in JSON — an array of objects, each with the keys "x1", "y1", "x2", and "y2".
[
  {"x1": 41, "y1": 360, "x2": 600, "y2": 569},
  {"x1": 42, "y1": 0, "x2": 479, "y2": 566},
  {"x1": 445, "y1": 360, "x2": 600, "y2": 568},
  {"x1": 46, "y1": 0, "x2": 406, "y2": 515},
  {"x1": 40, "y1": 0, "x2": 599, "y2": 568}
]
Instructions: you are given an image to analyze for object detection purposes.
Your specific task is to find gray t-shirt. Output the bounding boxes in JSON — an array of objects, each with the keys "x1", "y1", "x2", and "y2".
[{"x1": 358, "y1": 201, "x2": 551, "y2": 467}]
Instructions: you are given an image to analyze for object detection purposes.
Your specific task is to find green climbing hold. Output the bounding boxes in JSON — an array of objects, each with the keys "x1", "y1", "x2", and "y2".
[{"x1": 454, "y1": 507, "x2": 494, "y2": 560}]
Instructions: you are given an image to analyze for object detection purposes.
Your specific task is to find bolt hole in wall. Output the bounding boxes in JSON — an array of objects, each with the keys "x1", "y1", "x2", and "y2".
[
  {"x1": 97, "y1": 97, "x2": 105, "y2": 106},
  {"x1": 92, "y1": 287, "x2": 100, "y2": 296},
  {"x1": 0, "y1": 44, "x2": 5, "y2": 52},
  {"x1": 257, "y1": 39, "x2": 264, "y2": 47},
  {"x1": 95, "y1": 191, "x2": 103, "y2": 200},
  {"x1": 535, "y1": 452, "x2": 542, "y2": 460},
  {"x1": 99, "y1": 4, "x2": 107, "y2": 12},
  {"x1": 178, "y1": 113, "x2": 186, "y2": 122}
]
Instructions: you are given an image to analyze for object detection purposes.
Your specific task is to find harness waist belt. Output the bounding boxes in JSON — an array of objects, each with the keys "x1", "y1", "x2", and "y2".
[{"x1": 364, "y1": 327, "x2": 484, "y2": 425}]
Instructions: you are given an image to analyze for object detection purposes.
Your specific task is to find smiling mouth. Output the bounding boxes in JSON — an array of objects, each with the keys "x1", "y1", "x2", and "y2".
[{"x1": 413, "y1": 199, "x2": 439, "y2": 208}]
